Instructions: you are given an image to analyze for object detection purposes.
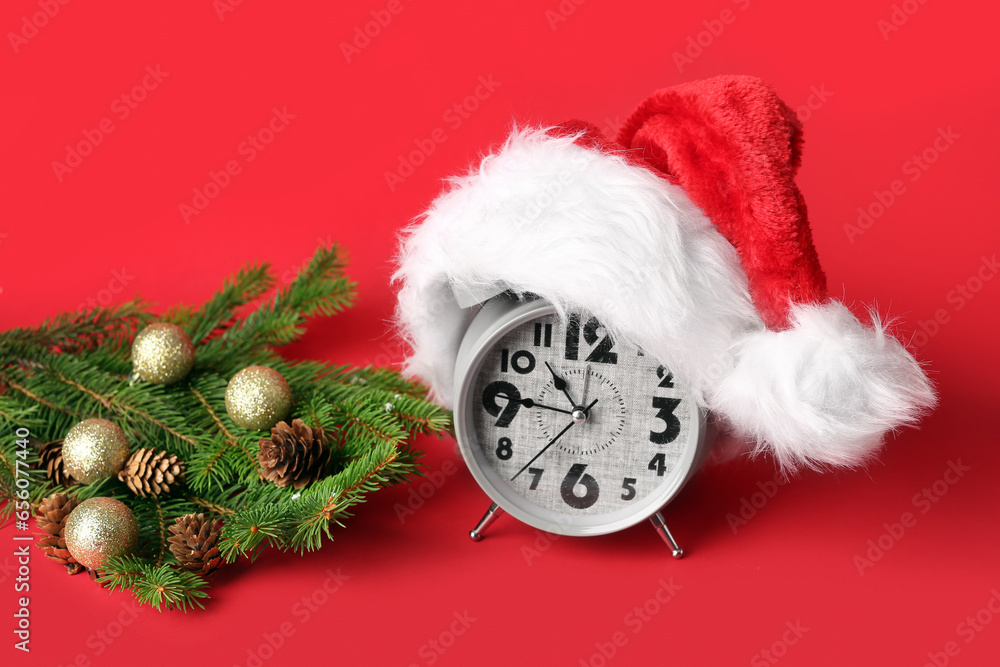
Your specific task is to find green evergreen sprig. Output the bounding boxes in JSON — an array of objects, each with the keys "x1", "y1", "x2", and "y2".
[
  {"x1": 97, "y1": 555, "x2": 210, "y2": 611},
  {"x1": 0, "y1": 244, "x2": 451, "y2": 610}
]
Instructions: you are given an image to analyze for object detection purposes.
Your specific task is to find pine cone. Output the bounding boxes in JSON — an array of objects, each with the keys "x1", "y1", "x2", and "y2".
[
  {"x1": 35, "y1": 492, "x2": 85, "y2": 575},
  {"x1": 117, "y1": 447, "x2": 184, "y2": 497},
  {"x1": 258, "y1": 419, "x2": 330, "y2": 489},
  {"x1": 168, "y1": 513, "x2": 224, "y2": 575},
  {"x1": 37, "y1": 439, "x2": 75, "y2": 487}
]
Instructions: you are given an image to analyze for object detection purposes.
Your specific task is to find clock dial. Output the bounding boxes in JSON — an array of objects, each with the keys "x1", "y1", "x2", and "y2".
[
  {"x1": 534, "y1": 367, "x2": 626, "y2": 456},
  {"x1": 469, "y1": 311, "x2": 696, "y2": 521}
]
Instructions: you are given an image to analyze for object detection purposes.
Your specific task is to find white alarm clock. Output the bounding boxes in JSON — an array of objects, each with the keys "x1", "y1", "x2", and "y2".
[{"x1": 453, "y1": 293, "x2": 712, "y2": 557}]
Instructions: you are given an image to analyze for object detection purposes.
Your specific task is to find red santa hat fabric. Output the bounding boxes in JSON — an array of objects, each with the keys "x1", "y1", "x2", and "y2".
[
  {"x1": 618, "y1": 76, "x2": 825, "y2": 329},
  {"x1": 394, "y1": 75, "x2": 936, "y2": 470}
]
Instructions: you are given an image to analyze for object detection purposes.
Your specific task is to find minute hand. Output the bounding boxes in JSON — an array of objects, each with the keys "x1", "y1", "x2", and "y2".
[{"x1": 510, "y1": 398, "x2": 598, "y2": 481}]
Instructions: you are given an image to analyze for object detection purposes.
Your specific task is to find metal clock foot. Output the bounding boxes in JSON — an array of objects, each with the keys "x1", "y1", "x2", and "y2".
[
  {"x1": 650, "y1": 512, "x2": 684, "y2": 559},
  {"x1": 470, "y1": 502, "x2": 505, "y2": 541}
]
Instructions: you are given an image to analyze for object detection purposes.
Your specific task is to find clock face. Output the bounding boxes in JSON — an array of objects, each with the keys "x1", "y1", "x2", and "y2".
[{"x1": 456, "y1": 299, "x2": 706, "y2": 536}]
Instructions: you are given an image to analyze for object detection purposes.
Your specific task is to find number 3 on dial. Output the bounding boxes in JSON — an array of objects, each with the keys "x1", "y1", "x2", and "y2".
[{"x1": 650, "y1": 397, "x2": 681, "y2": 444}]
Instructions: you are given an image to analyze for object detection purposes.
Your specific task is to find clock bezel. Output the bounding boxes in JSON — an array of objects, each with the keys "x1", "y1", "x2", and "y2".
[{"x1": 453, "y1": 294, "x2": 710, "y2": 537}]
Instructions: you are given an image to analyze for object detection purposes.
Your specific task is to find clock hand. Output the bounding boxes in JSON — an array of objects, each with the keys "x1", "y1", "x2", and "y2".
[
  {"x1": 510, "y1": 398, "x2": 598, "y2": 481},
  {"x1": 522, "y1": 398, "x2": 575, "y2": 416},
  {"x1": 544, "y1": 361, "x2": 577, "y2": 407},
  {"x1": 495, "y1": 394, "x2": 574, "y2": 416},
  {"x1": 580, "y1": 363, "x2": 591, "y2": 406}
]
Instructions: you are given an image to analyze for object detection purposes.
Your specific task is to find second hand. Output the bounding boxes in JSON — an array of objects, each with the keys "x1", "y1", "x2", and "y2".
[{"x1": 511, "y1": 398, "x2": 598, "y2": 481}]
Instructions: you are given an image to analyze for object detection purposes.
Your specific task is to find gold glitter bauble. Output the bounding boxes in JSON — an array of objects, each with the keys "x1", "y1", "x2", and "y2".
[
  {"x1": 131, "y1": 323, "x2": 195, "y2": 384},
  {"x1": 62, "y1": 418, "x2": 130, "y2": 484},
  {"x1": 225, "y1": 366, "x2": 293, "y2": 430},
  {"x1": 64, "y1": 497, "x2": 138, "y2": 570}
]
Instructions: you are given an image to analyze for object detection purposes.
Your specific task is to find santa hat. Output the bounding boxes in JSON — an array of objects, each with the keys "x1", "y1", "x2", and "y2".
[{"x1": 394, "y1": 75, "x2": 936, "y2": 470}]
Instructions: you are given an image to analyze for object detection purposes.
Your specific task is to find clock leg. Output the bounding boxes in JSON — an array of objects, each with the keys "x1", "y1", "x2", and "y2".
[
  {"x1": 469, "y1": 502, "x2": 505, "y2": 541},
  {"x1": 650, "y1": 512, "x2": 684, "y2": 559}
]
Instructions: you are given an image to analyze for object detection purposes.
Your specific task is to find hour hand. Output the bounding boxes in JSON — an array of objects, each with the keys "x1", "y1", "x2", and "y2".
[
  {"x1": 499, "y1": 395, "x2": 573, "y2": 416},
  {"x1": 544, "y1": 361, "x2": 577, "y2": 406},
  {"x1": 520, "y1": 398, "x2": 573, "y2": 416}
]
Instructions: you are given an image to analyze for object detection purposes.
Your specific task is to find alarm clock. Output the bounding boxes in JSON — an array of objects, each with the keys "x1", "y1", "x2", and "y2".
[{"x1": 453, "y1": 292, "x2": 712, "y2": 557}]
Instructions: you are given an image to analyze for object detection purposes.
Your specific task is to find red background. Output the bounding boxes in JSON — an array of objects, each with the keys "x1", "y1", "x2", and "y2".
[{"x1": 3, "y1": 1, "x2": 999, "y2": 665}]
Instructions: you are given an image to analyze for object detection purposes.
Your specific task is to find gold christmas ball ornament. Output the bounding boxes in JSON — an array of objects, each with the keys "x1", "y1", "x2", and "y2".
[
  {"x1": 225, "y1": 366, "x2": 293, "y2": 430},
  {"x1": 131, "y1": 323, "x2": 195, "y2": 384},
  {"x1": 64, "y1": 497, "x2": 139, "y2": 570},
  {"x1": 62, "y1": 418, "x2": 131, "y2": 484}
]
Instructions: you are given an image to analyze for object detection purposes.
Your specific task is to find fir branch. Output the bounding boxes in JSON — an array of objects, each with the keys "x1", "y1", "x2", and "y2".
[
  {"x1": 96, "y1": 555, "x2": 145, "y2": 594},
  {"x1": 196, "y1": 245, "x2": 357, "y2": 371},
  {"x1": 220, "y1": 504, "x2": 288, "y2": 562},
  {"x1": 98, "y1": 556, "x2": 210, "y2": 611},
  {"x1": 153, "y1": 498, "x2": 168, "y2": 567},
  {"x1": 187, "y1": 496, "x2": 236, "y2": 516},
  {"x1": 8, "y1": 382, "x2": 78, "y2": 417},
  {"x1": 341, "y1": 366, "x2": 431, "y2": 399},
  {"x1": 281, "y1": 243, "x2": 355, "y2": 318},
  {"x1": 162, "y1": 303, "x2": 196, "y2": 327},
  {"x1": 132, "y1": 567, "x2": 209, "y2": 611},
  {"x1": 286, "y1": 443, "x2": 403, "y2": 553},
  {"x1": 190, "y1": 387, "x2": 245, "y2": 456},
  {"x1": 0, "y1": 397, "x2": 44, "y2": 431},
  {"x1": 0, "y1": 299, "x2": 150, "y2": 360},
  {"x1": 43, "y1": 364, "x2": 199, "y2": 450},
  {"x1": 186, "y1": 262, "x2": 275, "y2": 344},
  {"x1": 117, "y1": 403, "x2": 199, "y2": 451},
  {"x1": 53, "y1": 371, "x2": 113, "y2": 410},
  {"x1": 0, "y1": 243, "x2": 449, "y2": 610}
]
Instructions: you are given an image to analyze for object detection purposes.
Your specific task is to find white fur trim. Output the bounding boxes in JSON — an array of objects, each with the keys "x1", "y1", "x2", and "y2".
[
  {"x1": 710, "y1": 301, "x2": 937, "y2": 470},
  {"x1": 393, "y1": 127, "x2": 761, "y2": 407}
]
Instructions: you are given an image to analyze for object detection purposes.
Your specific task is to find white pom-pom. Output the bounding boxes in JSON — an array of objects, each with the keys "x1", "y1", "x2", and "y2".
[{"x1": 711, "y1": 301, "x2": 937, "y2": 470}]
